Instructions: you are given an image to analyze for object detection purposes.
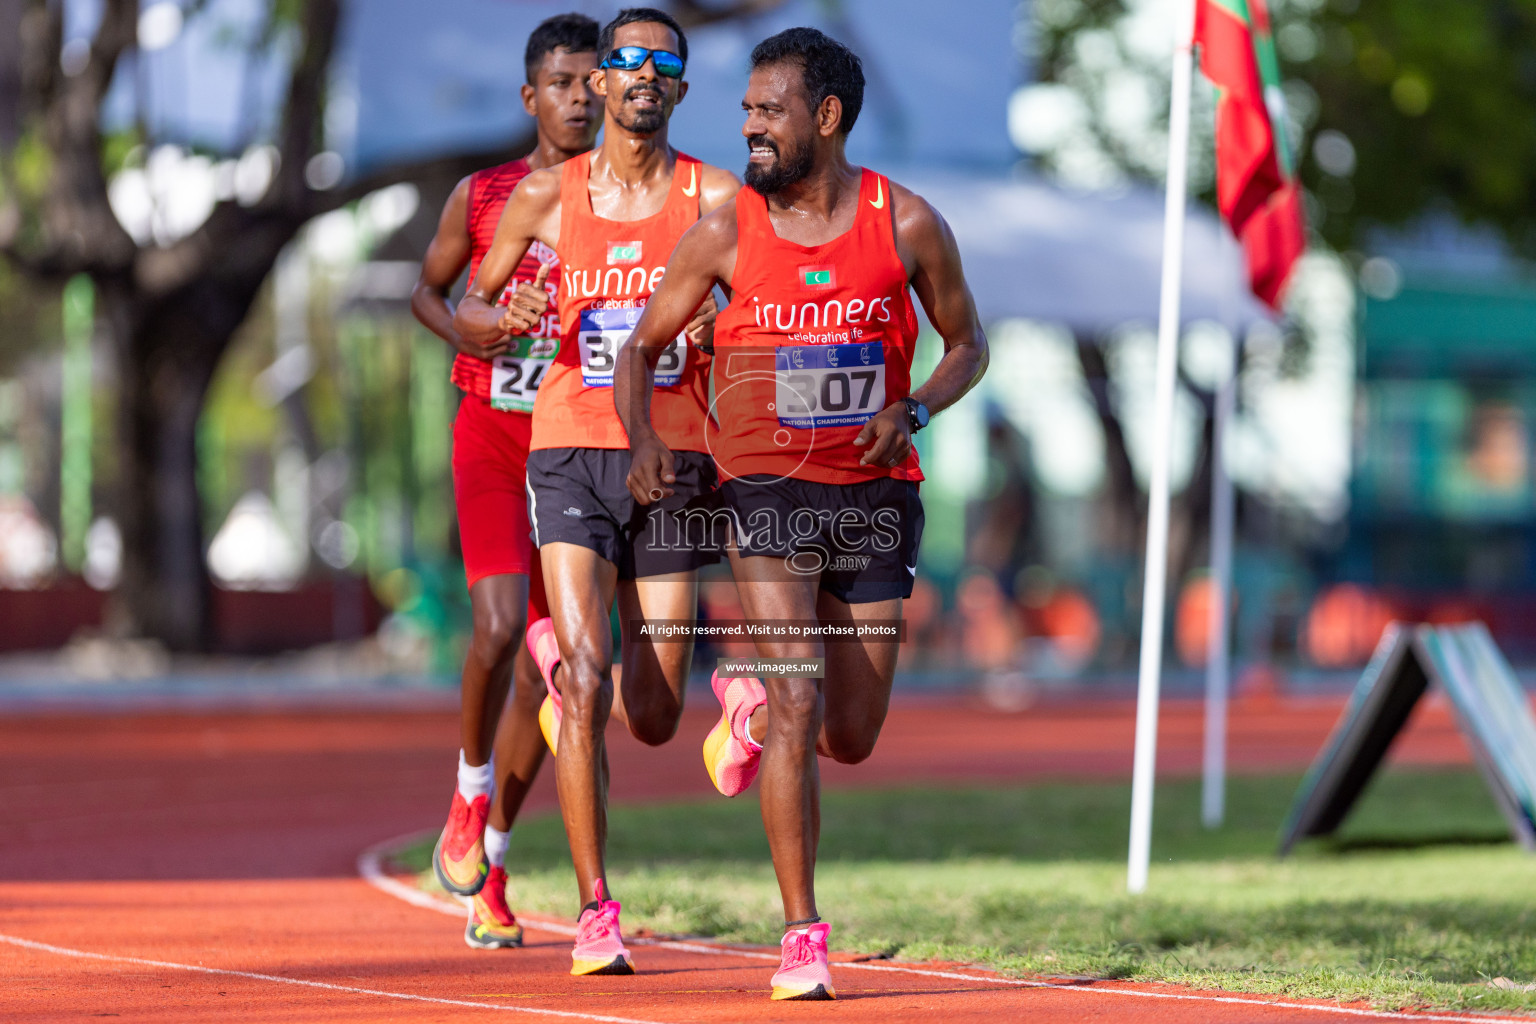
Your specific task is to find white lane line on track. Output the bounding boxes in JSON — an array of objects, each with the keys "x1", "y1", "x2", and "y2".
[
  {"x1": 0, "y1": 932, "x2": 670, "y2": 1024},
  {"x1": 358, "y1": 832, "x2": 1536, "y2": 1024}
]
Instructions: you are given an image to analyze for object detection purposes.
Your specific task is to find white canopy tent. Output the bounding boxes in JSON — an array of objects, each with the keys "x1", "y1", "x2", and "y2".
[{"x1": 895, "y1": 169, "x2": 1272, "y2": 334}]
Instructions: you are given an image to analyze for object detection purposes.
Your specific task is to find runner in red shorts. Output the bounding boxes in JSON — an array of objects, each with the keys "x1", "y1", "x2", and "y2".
[{"x1": 408, "y1": 12, "x2": 600, "y2": 950}]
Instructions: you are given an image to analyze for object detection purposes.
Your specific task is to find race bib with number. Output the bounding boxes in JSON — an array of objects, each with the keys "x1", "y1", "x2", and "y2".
[
  {"x1": 577, "y1": 306, "x2": 687, "y2": 388},
  {"x1": 774, "y1": 342, "x2": 886, "y2": 428},
  {"x1": 489, "y1": 337, "x2": 559, "y2": 412}
]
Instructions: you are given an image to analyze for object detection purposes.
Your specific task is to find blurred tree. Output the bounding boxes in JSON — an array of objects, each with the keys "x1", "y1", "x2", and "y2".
[
  {"x1": 0, "y1": 0, "x2": 779, "y2": 650},
  {"x1": 1026, "y1": 0, "x2": 1536, "y2": 256},
  {"x1": 1297, "y1": 0, "x2": 1536, "y2": 256}
]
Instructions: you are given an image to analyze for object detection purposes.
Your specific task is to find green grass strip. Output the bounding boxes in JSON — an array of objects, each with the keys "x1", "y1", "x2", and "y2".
[{"x1": 396, "y1": 770, "x2": 1536, "y2": 1014}]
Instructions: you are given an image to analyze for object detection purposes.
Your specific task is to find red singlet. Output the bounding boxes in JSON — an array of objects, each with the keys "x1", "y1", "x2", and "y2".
[
  {"x1": 711, "y1": 169, "x2": 922, "y2": 485},
  {"x1": 529, "y1": 150, "x2": 711, "y2": 452},
  {"x1": 451, "y1": 158, "x2": 561, "y2": 410}
]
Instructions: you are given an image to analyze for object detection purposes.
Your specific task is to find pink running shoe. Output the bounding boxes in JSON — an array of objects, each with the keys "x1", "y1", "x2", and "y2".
[
  {"x1": 432, "y1": 789, "x2": 490, "y2": 896},
  {"x1": 702, "y1": 670, "x2": 766, "y2": 797},
  {"x1": 526, "y1": 617, "x2": 562, "y2": 755},
  {"x1": 570, "y1": 879, "x2": 634, "y2": 976},
  {"x1": 771, "y1": 922, "x2": 835, "y2": 1000}
]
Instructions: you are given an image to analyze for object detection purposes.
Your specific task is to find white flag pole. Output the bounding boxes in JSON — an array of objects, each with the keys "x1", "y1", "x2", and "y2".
[
  {"x1": 1201, "y1": 353, "x2": 1236, "y2": 829},
  {"x1": 1127, "y1": 0, "x2": 1198, "y2": 896}
]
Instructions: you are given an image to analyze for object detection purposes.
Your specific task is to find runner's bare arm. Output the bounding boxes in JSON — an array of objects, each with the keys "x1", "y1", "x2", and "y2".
[
  {"x1": 410, "y1": 178, "x2": 495, "y2": 355},
  {"x1": 616, "y1": 201, "x2": 739, "y2": 504},
  {"x1": 678, "y1": 165, "x2": 742, "y2": 349},
  {"x1": 853, "y1": 184, "x2": 989, "y2": 468},
  {"x1": 453, "y1": 169, "x2": 562, "y2": 345}
]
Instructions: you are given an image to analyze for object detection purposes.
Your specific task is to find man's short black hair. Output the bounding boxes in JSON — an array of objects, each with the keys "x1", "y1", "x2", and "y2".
[
  {"x1": 750, "y1": 27, "x2": 864, "y2": 136},
  {"x1": 525, "y1": 13, "x2": 600, "y2": 84},
  {"x1": 597, "y1": 7, "x2": 688, "y2": 64}
]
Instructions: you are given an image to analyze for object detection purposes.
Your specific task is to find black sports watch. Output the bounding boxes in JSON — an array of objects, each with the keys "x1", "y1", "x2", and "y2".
[{"x1": 902, "y1": 396, "x2": 930, "y2": 432}]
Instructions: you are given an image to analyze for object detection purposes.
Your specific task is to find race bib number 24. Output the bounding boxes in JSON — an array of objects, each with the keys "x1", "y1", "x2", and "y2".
[{"x1": 490, "y1": 337, "x2": 559, "y2": 413}]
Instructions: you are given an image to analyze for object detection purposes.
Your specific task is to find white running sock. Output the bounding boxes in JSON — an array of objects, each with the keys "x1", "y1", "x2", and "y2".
[
  {"x1": 457, "y1": 750, "x2": 494, "y2": 799},
  {"x1": 483, "y1": 826, "x2": 511, "y2": 870},
  {"x1": 745, "y1": 704, "x2": 766, "y2": 751}
]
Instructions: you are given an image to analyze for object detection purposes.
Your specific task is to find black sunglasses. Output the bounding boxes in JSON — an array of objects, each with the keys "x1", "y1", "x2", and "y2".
[{"x1": 599, "y1": 46, "x2": 685, "y2": 78}]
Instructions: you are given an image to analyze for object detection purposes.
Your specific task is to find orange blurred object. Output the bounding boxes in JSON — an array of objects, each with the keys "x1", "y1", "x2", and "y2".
[
  {"x1": 1302, "y1": 583, "x2": 1396, "y2": 667},
  {"x1": 1035, "y1": 588, "x2": 1101, "y2": 669},
  {"x1": 1176, "y1": 576, "x2": 1216, "y2": 667}
]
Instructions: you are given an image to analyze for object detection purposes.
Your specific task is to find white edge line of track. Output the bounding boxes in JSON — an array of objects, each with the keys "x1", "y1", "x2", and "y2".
[
  {"x1": 358, "y1": 831, "x2": 1536, "y2": 1024},
  {"x1": 0, "y1": 932, "x2": 669, "y2": 1024}
]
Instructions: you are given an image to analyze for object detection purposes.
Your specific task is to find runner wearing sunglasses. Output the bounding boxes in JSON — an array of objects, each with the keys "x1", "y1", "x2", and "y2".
[
  {"x1": 409, "y1": 12, "x2": 600, "y2": 951},
  {"x1": 453, "y1": 6, "x2": 739, "y2": 979},
  {"x1": 614, "y1": 27, "x2": 988, "y2": 1001}
]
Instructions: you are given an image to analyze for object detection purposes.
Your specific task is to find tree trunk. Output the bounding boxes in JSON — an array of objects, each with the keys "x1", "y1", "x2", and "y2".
[
  {"x1": 1076, "y1": 336, "x2": 1141, "y2": 554},
  {"x1": 1169, "y1": 382, "x2": 1216, "y2": 591},
  {"x1": 103, "y1": 274, "x2": 259, "y2": 651}
]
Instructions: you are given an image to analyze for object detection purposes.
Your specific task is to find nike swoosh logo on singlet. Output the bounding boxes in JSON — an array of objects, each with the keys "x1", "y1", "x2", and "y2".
[
  {"x1": 869, "y1": 177, "x2": 884, "y2": 209},
  {"x1": 682, "y1": 164, "x2": 698, "y2": 197}
]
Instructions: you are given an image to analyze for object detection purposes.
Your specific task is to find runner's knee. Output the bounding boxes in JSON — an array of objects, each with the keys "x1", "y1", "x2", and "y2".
[
  {"x1": 560, "y1": 658, "x2": 613, "y2": 723},
  {"x1": 624, "y1": 691, "x2": 682, "y2": 746},
  {"x1": 767, "y1": 679, "x2": 822, "y2": 736},
  {"x1": 469, "y1": 607, "x2": 525, "y2": 664},
  {"x1": 822, "y1": 721, "x2": 881, "y2": 765}
]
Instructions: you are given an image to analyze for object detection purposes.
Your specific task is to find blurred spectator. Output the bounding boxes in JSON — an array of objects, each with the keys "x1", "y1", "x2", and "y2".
[
  {"x1": 206, "y1": 491, "x2": 305, "y2": 591},
  {"x1": 1465, "y1": 400, "x2": 1527, "y2": 495},
  {"x1": 1301, "y1": 583, "x2": 1396, "y2": 667},
  {"x1": 0, "y1": 495, "x2": 58, "y2": 588},
  {"x1": 965, "y1": 414, "x2": 1037, "y2": 587},
  {"x1": 897, "y1": 575, "x2": 944, "y2": 668},
  {"x1": 1017, "y1": 566, "x2": 1101, "y2": 672}
]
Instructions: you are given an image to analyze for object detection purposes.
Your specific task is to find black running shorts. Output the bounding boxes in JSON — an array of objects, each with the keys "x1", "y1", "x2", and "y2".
[
  {"x1": 720, "y1": 475, "x2": 924, "y2": 604},
  {"x1": 526, "y1": 447, "x2": 722, "y2": 580}
]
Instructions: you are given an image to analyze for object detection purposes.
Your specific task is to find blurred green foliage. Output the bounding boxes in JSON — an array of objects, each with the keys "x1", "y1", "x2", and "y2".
[
  {"x1": 1030, "y1": 0, "x2": 1536, "y2": 256},
  {"x1": 1300, "y1": 0, "x2": 1536, "y2": 255}
]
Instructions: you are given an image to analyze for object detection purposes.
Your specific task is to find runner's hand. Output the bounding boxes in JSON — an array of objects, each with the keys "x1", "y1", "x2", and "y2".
[
  {"x1": 455, "y1": 332, "x2": 512, "y2": 360},
  {"x1": 854, "y1": 403, "x2": 912, "y2": 468},
  {"x1": 684, "y1": 293, "x2": 718, "y2": 354},
  {"x1": 627, "y1": 431, "x2": 677, "y2": 505},
  {"x1": 497, "y1": 263, "x2": 553, "y2": 335}
]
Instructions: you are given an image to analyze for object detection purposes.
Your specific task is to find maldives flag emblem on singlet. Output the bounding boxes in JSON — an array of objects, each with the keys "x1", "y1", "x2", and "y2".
[
  {"x1": 607, "y1": 241, "x2": 643, "y2": 264},
  {"x1": 799, "y1": 264, "x2": 836, "y2": 290}
]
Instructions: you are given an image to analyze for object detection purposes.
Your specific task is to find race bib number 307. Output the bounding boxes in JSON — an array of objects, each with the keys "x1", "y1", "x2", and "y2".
[
  {"x1": 775, "y1": 342, "x2": 886, "y2": 429},
  {"x1": 578, "y1": 307, "x2": 686, "y2": 388},
  {"x1": 490, "y1": 337, "x2": 559, "y2": 413}
]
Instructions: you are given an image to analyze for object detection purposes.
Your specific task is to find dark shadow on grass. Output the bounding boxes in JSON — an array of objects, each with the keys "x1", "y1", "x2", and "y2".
[{"x1": 1324, "y1": 830, "x2": 1512, "y2": 852}]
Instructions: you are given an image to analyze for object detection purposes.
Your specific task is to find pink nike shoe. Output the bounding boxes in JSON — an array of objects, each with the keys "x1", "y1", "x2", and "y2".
[
  {"x1": 570, "y1": 879, "x2": 634, "y2": 976},
  {"x1": 770, "y1": 921, "x2": 835, "y2": 1000},
  {"x1": 431, "y1": 789, "x2": 490, "y2": 896},
  {"x1": 526, "y1": 617, "x2": 562, "y2": 755},
  {"x1": 702, "y1": 670, "x2": 766, "y2": 797}
]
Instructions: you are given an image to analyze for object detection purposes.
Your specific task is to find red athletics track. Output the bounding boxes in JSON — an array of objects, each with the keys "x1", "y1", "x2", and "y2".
[{"x1": 0, "y1": 693, "x2": 1517, "y2": 1023}]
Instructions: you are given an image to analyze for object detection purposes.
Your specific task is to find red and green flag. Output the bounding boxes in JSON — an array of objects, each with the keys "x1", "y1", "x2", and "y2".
[{"x1": 1193, "y1": 0, "x2": 1306, "y2": 308}]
